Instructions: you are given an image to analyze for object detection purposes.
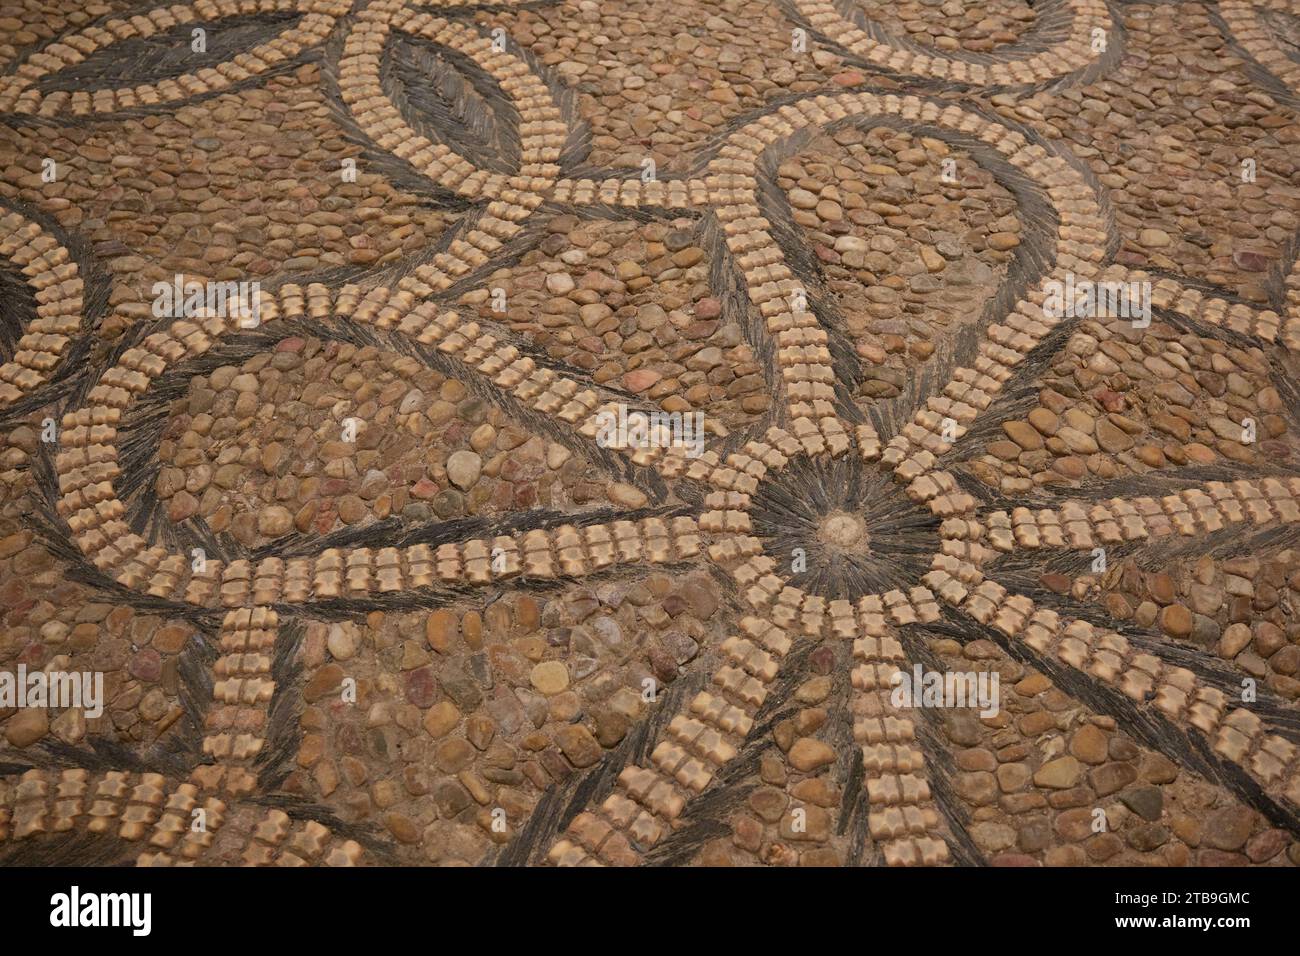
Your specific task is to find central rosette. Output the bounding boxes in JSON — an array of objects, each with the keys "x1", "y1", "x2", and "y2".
[
  {"x1": 748, "y1": 454, "x2": 940, "y2": 601},
  {"x1": 817, "y1": 511, "x2": 869, "y2": 550}
]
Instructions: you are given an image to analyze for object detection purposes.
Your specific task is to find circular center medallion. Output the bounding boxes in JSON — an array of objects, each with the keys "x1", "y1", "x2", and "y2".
[
  {"x1": 747, "y1": 455, "x2": 941, "y2": 600},
  {"x1": 817, "y1": 511, "x2": 869, "y2": 550}
]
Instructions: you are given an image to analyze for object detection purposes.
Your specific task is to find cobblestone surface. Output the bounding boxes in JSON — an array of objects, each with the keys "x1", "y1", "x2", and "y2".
[{"x1": 1, "y1": 0, "x2": 1299, "y2": 868}]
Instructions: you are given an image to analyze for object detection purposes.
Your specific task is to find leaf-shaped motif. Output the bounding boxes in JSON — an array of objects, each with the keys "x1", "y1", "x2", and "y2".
[
  {"x1": 0, "y1": 0, "x2": 348, "y2": 116},
  {"x1": 35, "y1": 13, "x2": 301, "y2": 94},
  {"x1": 383, "y1": 34, "x2": 522, "y2": 176}
]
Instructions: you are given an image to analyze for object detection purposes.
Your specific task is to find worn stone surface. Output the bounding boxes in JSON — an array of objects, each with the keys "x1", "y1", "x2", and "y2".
[{"x1": 0, "y1": 0, "x2": 1297, "y2": 874}]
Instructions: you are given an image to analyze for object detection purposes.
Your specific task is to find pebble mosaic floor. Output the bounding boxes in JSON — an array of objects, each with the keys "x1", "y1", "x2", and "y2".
[{"x1": 0, "y1": 0, "x2": 1299, "y2": 867}]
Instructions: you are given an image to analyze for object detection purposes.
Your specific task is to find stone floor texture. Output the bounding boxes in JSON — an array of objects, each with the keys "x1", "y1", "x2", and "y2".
[{"x1": 1, "y1": 0, "x2": 1299, "y2": 867}]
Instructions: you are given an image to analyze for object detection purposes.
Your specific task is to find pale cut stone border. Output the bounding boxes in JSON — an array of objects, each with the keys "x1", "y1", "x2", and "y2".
[
  {"x1": 548, "y1": 612, "x2": 793, "y2": 866},
  {"x1": 1285, "y1": 250, "x2": 1300, "y2": 350},
  {"x1": 547, "y1": 603, "x2": 954, "y2": 866},
  {"x1": 986, "y1": 478, "x2": 1300, "y2": 553},
  {"x1": 1220, "y1": 0, "x2": 1300, "y2": 93},
  {"x1": 544, "y1": 428, "x2": 960, "y2": 867},
  {"x1": 1, "y1": 768, "x2": 229, "y2": 857},
  {"x1": 53, "y1": 281, "x2": 707, "y2": 610},
  {"x1": 335, "y1": 0, "x2": 577, "y2": 301},
  {"x1": 793, "y1": 0, "x2": 1112, "y2": 87},
  {"x1": 0, "y1": 763, "x2": 365, "y2": 865},
  {"x1": 0, "y1": 208, "x2": 83, "y2": 407},
  {"x1": 338, "y1": 0, "x2": 560, "y2": 218},
  {"x1": 920, "y1": 506, "x2": 1300, "y2": 815},
  {"x1": 931, "y1": 569, "x2": 1300, "y2": 813},
  {"x1": 702, "y1": 91, "x2": 1107, "y2": 474}
]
